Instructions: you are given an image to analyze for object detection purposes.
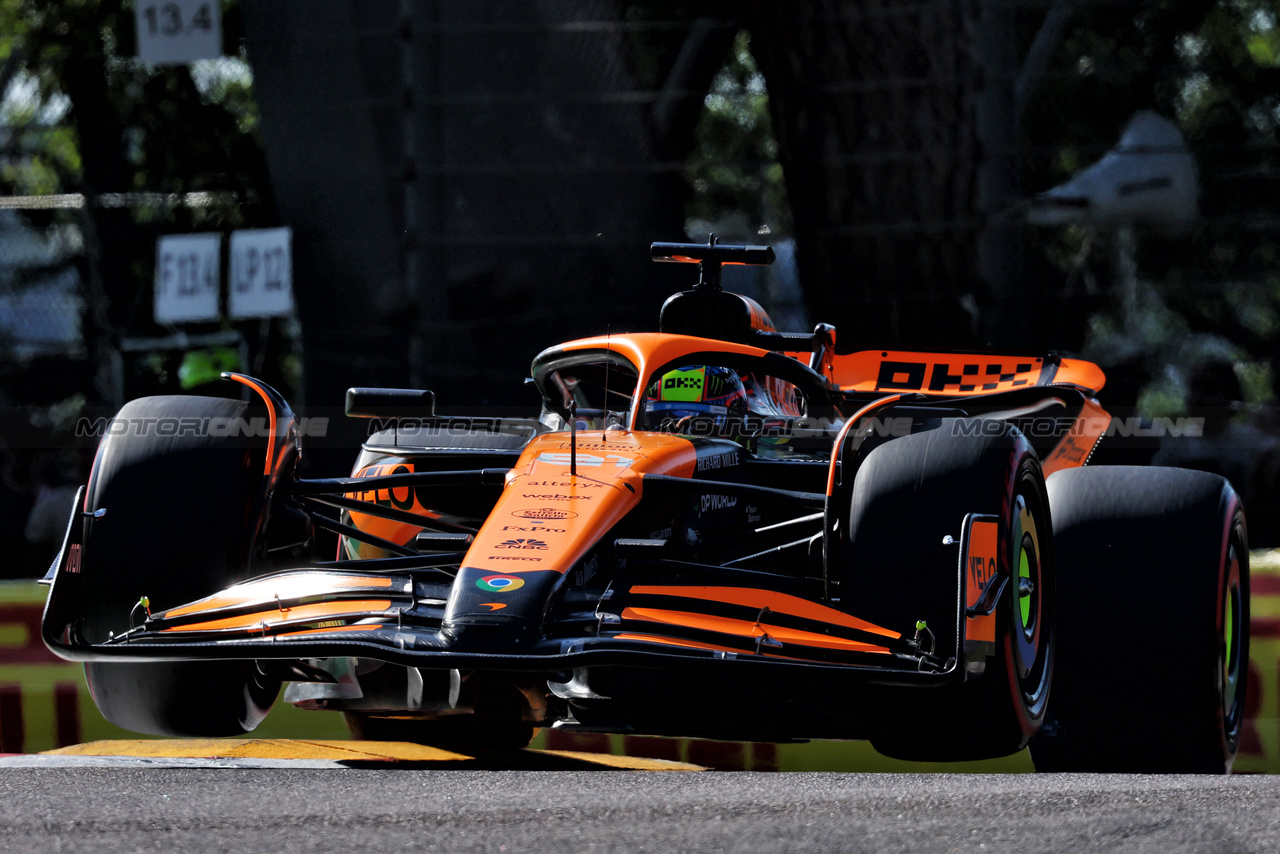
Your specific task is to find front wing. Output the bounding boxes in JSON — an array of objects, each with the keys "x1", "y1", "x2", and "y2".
[{"x1": 42, "y1": 491, "x2": 1004, "y2": 689}]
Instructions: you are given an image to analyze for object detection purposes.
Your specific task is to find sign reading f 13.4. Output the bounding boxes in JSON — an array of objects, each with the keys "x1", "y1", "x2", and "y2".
[
  {"x1": 229, "y1": 228, "x2": 294, "y2": 319},
  {"x1": 135, "y1": 1, "x2": 222, "y2": 65}
]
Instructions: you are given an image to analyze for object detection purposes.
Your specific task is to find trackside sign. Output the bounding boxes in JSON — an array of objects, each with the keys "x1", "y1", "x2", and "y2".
[
  {"x1": 229, "y1": 227, "x2": 294, "y2": 319},
  {"x1": 134, "y1": 0, "x2": 222, "y2": 65},
  {"x1": 154, "y1": 233, "x2": 220, "y2": 323}
]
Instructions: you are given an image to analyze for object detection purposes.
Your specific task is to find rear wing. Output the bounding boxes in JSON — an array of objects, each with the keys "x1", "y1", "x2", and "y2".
[
  {"x1": 644, "y1": 239, "x2": 1106, "y2": 397},
  {"x1": 791, "y1": 350, "x2": 1106, "y2": 397}
]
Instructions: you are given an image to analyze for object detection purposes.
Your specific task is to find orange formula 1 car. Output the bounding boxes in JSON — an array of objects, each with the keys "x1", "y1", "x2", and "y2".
[{"x1": 42, "y1": 240, "x2": 1247, "y2": 772}]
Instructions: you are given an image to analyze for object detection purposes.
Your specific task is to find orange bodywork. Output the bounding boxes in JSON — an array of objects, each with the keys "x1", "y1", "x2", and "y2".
[
  {"x1": 222, "y1": 373, "x2": 279, "y2": 475},
  {"x1": 628, "y1": 585, "x2": 898, "y2": 639},
  {"x1": 315, "y1": 331, "x2": 1103, "y2": 665},
  {"x1": 344, "y1": 429, "x2": 698, "y2": 574},
  {"x1": 1040, "y1": 396, "x2": 1110, "y2": 476},
  {"x1": 342, "y1": 461, "x2": 445, "y2": 559},
  {"x1": 964, "y1": 518, "x2": 1000, "y2": 645},
  {"x1": 463, "y1": 431, "x2": 696, "y2": 576},
  {"x1": 828, "y1": 350, "x2": 1106, "y2": 396},
  {"x1": 340, "y1": 332, "x2": 1110, "y2": 570},
  {"x1": 617, "y1": 585, "x2": 899, "y2": 659},
  {"x1": 620, "y1": 607, "x2": 890, "y2": 654},
  {"x1": 557, "y1": 332, "x2": 776, "y2": 429},
  {"x1": 150, "y1": 572, "x2": 413, "y2": 638},
  {"x1": 162, "y1": 573, "x2": 400, "y2": 619},
  {"x1": 160, "y1": 599, "x2": 397, "y2": 634}
]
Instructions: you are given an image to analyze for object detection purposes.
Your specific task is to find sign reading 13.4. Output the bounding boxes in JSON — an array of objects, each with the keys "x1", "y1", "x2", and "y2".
[{"x1": 134, "y1": 0, "x2": 222, "y2": 65}]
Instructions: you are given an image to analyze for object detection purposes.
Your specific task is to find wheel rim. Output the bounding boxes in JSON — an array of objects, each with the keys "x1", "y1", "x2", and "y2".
[
  {"x1": 1010, "y1": 479, "x2": 1052, "y2": 719},
  {"x1": 1011, "y1": 494, "x2": 1042, "y2": 678},
  {"x1": 1223, "y1": 541, "x2": 1245, "y2": 734},
  {"x1": 1018, "y1": 542, "x2": 1034, "y2": 637}
]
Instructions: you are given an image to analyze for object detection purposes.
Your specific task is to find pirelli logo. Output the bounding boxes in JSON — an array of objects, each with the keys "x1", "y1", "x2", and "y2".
[{"x1": 875, "y1": 359, "x2": 1040, "y2": 393}]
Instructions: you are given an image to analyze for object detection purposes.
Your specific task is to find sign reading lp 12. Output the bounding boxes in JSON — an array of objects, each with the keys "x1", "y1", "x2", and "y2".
[
  {"x1": 154, "y1": 233, "x2": 220, "y2": 324},
  {"x1": 230, "y1": 227, "x2": 294, "y2": 319},
  {"x1": 134, "y1": 0, "x2": 222, "y2": 65}
]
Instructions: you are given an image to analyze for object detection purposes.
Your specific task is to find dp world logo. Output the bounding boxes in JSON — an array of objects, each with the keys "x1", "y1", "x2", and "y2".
[{"x1": 476, "y1": 574, "x2": 526, "y2": 593}]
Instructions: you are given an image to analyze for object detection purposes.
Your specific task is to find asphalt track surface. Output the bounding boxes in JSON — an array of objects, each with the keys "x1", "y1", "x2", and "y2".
[{"x1": 2, "y1": 768, "x2": 1280, "y2": 853}]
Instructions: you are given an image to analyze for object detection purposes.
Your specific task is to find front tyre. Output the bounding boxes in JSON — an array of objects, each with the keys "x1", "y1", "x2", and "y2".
[
  {"x1": 79, "y1": 395, "x2": 282, "y2": 737},
  {"x1": 838, "y1": 420, "x2": 1055, "y2": 761},
  {"x1": 86, "y1": 660, "x2": 279, "y2": 737}
]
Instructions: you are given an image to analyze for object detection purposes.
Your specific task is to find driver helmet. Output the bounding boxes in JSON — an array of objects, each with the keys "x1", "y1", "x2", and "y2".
[{"x1": 647, "y1": 366, "x2": 749, "y2": 435}]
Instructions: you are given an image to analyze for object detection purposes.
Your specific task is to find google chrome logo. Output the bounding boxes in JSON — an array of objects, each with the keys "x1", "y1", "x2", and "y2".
[{"x1": 477, "y1": 574, "x2": 526, "y2": 593}]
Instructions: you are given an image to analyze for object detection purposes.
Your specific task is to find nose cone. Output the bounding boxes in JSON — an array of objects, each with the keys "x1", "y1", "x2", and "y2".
[
  {"x1": 442, "y1": 566, "x2": 563, "y2": 650},
  {"x1": 440, "y1": 431, "x2": 697, "y2": 642}
]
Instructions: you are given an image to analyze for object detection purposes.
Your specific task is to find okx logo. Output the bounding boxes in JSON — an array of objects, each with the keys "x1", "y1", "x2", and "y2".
[{"x1": 496, "y1": 538, "x2": 549, "y2": 550}]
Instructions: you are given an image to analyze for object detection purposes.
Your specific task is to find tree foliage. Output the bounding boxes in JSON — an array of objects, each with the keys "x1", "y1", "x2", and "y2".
[
  {"x1": 0, "y1": 0, "x2": 280, "y2": 398},
  {"x1": 684, "y1": 30, "x2": 791, "y2": 240},
  {"x1": 6, "y1": 0, "x2": 1280, "y2": 413},
  {"x1": 674, "y1": 2, "x2": 1280, "y2": 410},
  {"x1": 1, "y1": 2, "x2": 274, "y2": 273},
  {"x1": 1020, "y1": 0, "x2": 1280, "y2": 409}
]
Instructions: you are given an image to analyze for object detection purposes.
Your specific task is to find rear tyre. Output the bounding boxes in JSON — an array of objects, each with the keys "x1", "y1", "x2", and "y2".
[
  {"x1": 837, "y1": 420, "x2": 1055, "y2": 761},
  {"x1": 80, "y1": 395, "x2": 281, "y2": 737},
  {"x1": 1029, "y1": 466, "x2": 1247, "y2": 773}
]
